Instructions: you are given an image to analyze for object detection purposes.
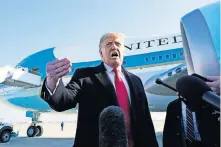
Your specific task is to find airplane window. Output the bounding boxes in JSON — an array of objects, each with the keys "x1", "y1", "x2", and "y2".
[
  {"x1": 180, "y1": 52, "x2": 184, "y2": 57},
  {"x1": 152, "y1": 56, "x2": 156, "y2": 61},
  {"x1": 168, "y1": 72, "x2": 172, "y2": 76},
  {"x1": 165, "y1": 54, "x2": 170, "y2": 59},
  {"x1": 159, "y1": 56, "x2": 162, "y2": 60},
  {"x1": 145, "y1": 57, "x2": 148, "y2": 62},
  {"x1": 172, "y1": 53, "x2": 177, "y2": 58}
]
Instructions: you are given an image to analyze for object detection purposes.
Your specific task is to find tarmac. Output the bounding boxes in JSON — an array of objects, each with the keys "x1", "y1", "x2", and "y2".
[
  {"x1": 0, "y1": 112, "x2": 165, "y2": 147},
  {"x1": 0, "y1": 100, "x2": 165, "y2": 147}
]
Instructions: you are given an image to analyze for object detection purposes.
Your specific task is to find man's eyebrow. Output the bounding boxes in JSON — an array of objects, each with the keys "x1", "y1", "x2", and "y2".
[
  {"x1": 115, "y1": 41, "x2": 121, "y2": 44},
  {"x1": 105, "y1": 42, "x2": 112, "y2": 46},
  {"x1": 105, "y1": 41, "x2": 121, "y2": 45}
]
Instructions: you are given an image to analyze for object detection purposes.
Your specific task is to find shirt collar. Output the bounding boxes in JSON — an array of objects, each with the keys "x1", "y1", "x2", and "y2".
[{"x1": 103, "y1": 63, "x2": 121, "y2": 73}]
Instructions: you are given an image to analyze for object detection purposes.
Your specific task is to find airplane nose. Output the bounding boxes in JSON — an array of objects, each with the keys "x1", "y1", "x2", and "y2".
[
  {"x1": 144, "y1": 76, "x2": 177, "y2": 96},
  {"x1": 144, "y1": 78, "x2": 153, "y2": 92},
  {"x1": 144, "y1": 64, "x2": 187, "y2": 96}
]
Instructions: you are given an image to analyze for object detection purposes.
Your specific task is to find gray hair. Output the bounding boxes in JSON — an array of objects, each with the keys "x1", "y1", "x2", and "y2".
[{"x1": 99, "y1": 32, "x2": 125, "y2": 49}]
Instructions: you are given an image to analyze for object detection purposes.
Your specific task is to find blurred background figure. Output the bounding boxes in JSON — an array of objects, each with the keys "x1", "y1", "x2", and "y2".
[{"x1": 61, "y1": 122, "x2": 64, "y2": 131}]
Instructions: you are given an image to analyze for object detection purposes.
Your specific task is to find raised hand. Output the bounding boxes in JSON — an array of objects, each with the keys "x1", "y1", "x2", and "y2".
[{"x1": 46, "y1": 58, "x2": 71, "y2": 91}]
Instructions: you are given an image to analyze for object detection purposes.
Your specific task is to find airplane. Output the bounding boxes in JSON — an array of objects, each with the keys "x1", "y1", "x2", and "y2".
[
  {"x1": 0, "y1": 0, "x2": 219, "y2": 138},
  {"x1": 0, "y1": 33, "x2": 185, "y2": 137}
]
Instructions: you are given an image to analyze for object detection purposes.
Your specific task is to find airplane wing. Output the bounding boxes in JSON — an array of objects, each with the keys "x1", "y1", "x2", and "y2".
[{"x1": 144, "y1": 63, "x2": 187, "y2": 96}]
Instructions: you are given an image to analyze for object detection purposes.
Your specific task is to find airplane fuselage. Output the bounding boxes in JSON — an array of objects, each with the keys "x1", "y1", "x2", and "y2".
[{"x1": 0, "y1": 34, "x2": 184, "y2": 112}]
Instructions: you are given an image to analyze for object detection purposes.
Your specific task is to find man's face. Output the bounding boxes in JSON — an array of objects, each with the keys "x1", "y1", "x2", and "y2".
[{"x1": 99, "y1": 35, "x2": 124, "y2": 68}]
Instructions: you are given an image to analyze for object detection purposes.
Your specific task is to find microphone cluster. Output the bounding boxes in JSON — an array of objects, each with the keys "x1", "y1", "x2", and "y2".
[{"x1": 155, "y1": 74, "x2": 220, "y2": 112}]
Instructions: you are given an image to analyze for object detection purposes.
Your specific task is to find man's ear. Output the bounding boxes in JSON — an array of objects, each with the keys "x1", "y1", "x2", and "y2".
[{"x1": 99, "y1": 49, "x2": 103, "y2": 57}]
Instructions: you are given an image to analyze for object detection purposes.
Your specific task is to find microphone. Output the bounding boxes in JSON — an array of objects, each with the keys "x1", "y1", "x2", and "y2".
[
  {"x1": 176, "y1": 75, "x2": 220, "y2": 112},
  {"x1": 191, "y1": 73, "x2": 213, "y2": 82},
  {"x1": 99, "y1": 106, "x2": 128, "y2": 147},
  {"x1": 155, "y1": 78, "x2": 177, "y2": 92}
]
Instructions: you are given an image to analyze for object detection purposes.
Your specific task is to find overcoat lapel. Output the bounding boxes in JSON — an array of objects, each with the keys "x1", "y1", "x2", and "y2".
[{"x1": 94, "y1": 63, "x2": 118, "y2": 105}]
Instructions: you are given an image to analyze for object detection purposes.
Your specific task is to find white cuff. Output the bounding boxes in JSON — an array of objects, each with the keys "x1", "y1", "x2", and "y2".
[{"x1": 45, "y1": 78, "x2": 60, "y2": 96}]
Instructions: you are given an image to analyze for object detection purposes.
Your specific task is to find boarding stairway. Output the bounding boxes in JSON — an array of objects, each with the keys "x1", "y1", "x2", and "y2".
[{"x1": 0, "y1": 66, "x2": 42, "y2": 89}]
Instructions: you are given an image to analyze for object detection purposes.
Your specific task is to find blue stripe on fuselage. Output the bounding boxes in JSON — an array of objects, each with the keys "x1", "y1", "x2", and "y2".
[{"x1": 68, "y1": 48, "x2": 184, "y2": 75}]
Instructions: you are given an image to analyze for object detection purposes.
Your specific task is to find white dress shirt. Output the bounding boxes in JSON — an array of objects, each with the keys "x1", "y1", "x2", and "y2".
[
  {"x1": 182, "y1": 102, "x2": 202, "y2": 141},
  {"x1": 46, "y1": 78, "x2": 60, "y2": 96},
  {"x1": 103, "y1": 63, "x2": 131, "y2": 104}
]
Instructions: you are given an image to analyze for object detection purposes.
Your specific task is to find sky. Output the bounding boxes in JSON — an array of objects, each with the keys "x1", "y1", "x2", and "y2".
[{"x1": 0, "y1": 0, "x2": 216, "y2": 66}]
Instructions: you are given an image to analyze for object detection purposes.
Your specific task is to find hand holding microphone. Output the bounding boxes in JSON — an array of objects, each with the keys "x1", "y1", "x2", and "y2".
[
  {"x1": 176, "y1": 75, "x2": 220, "y2": 112},
  {"x1": 206, "y1": 76, "x2": 220, "y2": 96}
]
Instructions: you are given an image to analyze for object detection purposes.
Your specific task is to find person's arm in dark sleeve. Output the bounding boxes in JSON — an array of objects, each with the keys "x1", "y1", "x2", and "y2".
[{"x1": 40, "y1": 69, "x2": 82, "y2": 112}]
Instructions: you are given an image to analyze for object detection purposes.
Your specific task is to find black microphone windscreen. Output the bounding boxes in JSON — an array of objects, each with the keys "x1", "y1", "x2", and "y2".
[
  {"x1": 176, "y1": 75, "x2": 212, "y2": 111},
  {"x1": 99, "y1": 106, "x2": 128, "y2": 147},
  {"x1": 155, "y1": 78, "x2": 162, "y2": 84}
]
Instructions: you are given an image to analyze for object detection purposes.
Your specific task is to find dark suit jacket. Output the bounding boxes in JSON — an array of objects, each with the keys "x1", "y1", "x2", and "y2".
[
  {"x1": 40, "y1": 63, "x2": 158, "y2": 147},
  {"x1": 163, "y1": 99, "x2": 220, "y2": 147}
]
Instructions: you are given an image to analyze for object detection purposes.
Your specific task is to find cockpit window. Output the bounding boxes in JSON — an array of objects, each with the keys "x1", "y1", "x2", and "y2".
[
  {"x1": 175, "y1": 67, "x2": 181, "y2": 73},
  {"x1": 168, "y1": 72, "x2": 172, "y2": 76}
]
